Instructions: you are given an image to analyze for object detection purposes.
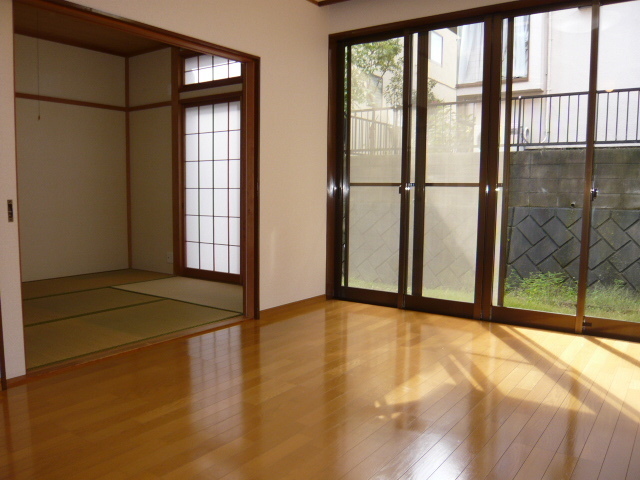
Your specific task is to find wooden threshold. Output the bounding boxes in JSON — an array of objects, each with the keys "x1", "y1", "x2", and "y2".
[{"x1": 15, "y1": 314, "x2": 244, "y2": 386}]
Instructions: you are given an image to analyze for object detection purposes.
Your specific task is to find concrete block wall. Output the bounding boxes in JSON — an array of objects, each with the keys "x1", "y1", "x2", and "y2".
[{"x1": 507, "y1": 147, "x2": 640, "y2": 291}]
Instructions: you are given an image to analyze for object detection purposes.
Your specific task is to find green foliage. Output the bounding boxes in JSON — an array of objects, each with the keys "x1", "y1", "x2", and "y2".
[
  {"x1": 509, "y1": 272, "x2": 577, "y2": 306},
  {"x1": 505, "y1": 272, "x2": 640, "y2": 322},
  {"x1": 349, "y1": 39, "x2": 441, "y2": 108},
  {"x1": 350, "y1": 39, "x2": 403, "y2": 108}
]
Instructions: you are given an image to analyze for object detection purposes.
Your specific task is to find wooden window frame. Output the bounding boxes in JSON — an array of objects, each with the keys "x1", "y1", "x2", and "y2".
[
  {"x1": 180, "y1": 51, "x2": 243, "y2": 92},
  {"x1": 178, "y1": 92, "x2": 244, "y2": 285}
]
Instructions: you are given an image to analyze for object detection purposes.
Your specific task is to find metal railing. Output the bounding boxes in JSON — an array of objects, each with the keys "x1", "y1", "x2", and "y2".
[
  {"x1": 349, "y1": 87, "x2": 640, "y2": 155},
  {"x1": 349, "y1": 101, "x2": 481, "y2": 155},
  {"x1": 512, "y1": 87, "x2": 640, "y2": 147},
  {"x1": 349, "y1": 107, "x2": 402, "y2": 155}
]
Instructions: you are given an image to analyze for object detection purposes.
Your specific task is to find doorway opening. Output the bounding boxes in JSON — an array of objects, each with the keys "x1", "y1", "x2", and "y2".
[{"x1": 13, "y1": 0, "x2": 259, "y2": 370}]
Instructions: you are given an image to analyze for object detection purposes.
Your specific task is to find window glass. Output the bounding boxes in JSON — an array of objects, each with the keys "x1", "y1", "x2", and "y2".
[
  {"x1": 429, "y1": 31, "x2": 443, "y2": 65},
  {"x1": 184, "y1": 54, "x2": 241, "y2": 85}
]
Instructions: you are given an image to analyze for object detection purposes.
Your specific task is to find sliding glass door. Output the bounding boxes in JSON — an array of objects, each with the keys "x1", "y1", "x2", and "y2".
[
  {"x1": 340, "y1": 37, "x2": 405, "y2": 304},
  {"x1": 339, "y1": 22, "x2": 485, "y2": 315},
  {"x1": 492, "y1": 9, "x2": 592, "y2": 330},
  {"x1": 405, "y1": 25, "x2": 484, "y2": 317},
  {"x1": 583, "y1": 0, "x2": 640, "y2": 337},
  {"x1": 334, "y1": 0, "x2": 640, "y2": 341},
  {"x1": 494, "y1": 2, "x2": 640, "y2": 338}
]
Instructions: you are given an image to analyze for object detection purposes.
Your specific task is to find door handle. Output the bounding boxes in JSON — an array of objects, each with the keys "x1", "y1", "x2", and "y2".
[
  {"x1": 591, "y1": 187, "x2": 598, "y2": 201},
  {"x1": 399, "y1": 183, "x2": 416, "y2": 194}
]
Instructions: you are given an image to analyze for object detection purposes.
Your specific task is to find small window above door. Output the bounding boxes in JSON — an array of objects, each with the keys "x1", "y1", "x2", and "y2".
[{"x1": 184, "y1": 54, "x2": 242, "y2": 85}]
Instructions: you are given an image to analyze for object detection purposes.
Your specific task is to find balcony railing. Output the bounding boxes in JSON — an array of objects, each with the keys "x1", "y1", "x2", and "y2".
[
  {"x1": 350, "y1": 101, "x2": 480, "y2": 155},
  {"x1": 349, "y1": 87, "x2": 640, "y2": 155},
  {"x1": 512, "y1": 87, "x2": 640, "y2": 147},
  {"x1": 349, "y1": 107, "x2": 402, "y2": 155}
]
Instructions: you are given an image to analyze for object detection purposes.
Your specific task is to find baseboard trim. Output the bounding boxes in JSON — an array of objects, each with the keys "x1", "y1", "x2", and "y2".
[{"x1": 259, "y1": 295, "x2": 327, "y2": 320}]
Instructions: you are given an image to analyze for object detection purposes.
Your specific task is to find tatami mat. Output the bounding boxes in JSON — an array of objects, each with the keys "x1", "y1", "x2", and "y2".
[
  {"x1": 22, "y1": 269, "x2": 173, "y2": 300},
  {"x1": 24, "y1": 299, "x2": 240, "y2": 369},
  {"x1": 22, "y1": 288, "x2": 159, "y2": 326},
  {"x1": 115, "y1": 276, "x2": 243, "y2": 313}
]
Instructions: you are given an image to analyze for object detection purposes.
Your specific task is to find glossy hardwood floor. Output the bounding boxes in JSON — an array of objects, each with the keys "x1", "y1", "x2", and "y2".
[{"x1": 1, "y1": 299, "x2": 640, "y2": 479}]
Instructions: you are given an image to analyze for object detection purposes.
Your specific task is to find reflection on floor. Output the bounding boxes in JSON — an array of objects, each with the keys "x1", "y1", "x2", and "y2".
[
  {"x1": 22, "y1": 269, "x2": 243, "y2": 369},
  {"x1": 3, "y1": 300, "x2": 640, "y2": 479}
]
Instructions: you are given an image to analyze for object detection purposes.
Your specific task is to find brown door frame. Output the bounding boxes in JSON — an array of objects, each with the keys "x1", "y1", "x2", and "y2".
[{"x1": 17, "y1": 0, "x2": 260, "y2": 319}]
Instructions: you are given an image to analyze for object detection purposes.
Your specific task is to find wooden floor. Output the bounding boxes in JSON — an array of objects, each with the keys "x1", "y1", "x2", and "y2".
[{"x1": 2, "y1": 300, "x2": 640, "y2": 479}]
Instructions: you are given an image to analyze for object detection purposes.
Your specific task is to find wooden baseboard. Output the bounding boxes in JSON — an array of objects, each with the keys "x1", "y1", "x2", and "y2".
[
  {"x1": 259, "y1": 295, "x2": 327, "y2": 320},
  {"x1": 5, "y1": 374, "x2": 26, "y2": 388}
]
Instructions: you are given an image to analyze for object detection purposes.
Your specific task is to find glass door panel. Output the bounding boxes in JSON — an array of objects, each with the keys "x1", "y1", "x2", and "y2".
[
  {"x1": 494, "y1": 9, "x2": 591, "y2": 318},
  {"x1": 422, "y1": 186, "x2": 478, "y2": 302},
  {"x1": 342, "y1": 38, "x2": 405, "y2": 295},
  {"x1": 409, "y1": 24, "x2": 483, "y2": 307},
  {"x1": 585, "y1": 0, "x2": 640, "y2": 328}
]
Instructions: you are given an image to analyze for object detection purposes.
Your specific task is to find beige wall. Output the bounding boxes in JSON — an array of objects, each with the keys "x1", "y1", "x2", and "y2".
[
  {"x1": 14, "y1": 36, "x2": 129, "y2": 282},
  {"x1": 14, "y1": 34, "x2": 125, "y2": 107},
  {"x1": 15, "y1": 99, "x2": 128, "y2": 281},
  {"x1": 129, "y1": 107, "x2": 173, "y2": 274},
  {"x1": 129, "y1": 48, "x2": 171, "y2": 107},
  {"x1": 128, "y1": 49, "x2": 173, "y2": 274}
]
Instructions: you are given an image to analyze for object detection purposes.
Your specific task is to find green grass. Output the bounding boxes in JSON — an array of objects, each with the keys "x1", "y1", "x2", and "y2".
[
  {"x1": 421, "y1": 288, "x2": 474, "y2": 303},
  {"x1": 505, "y1": 272, "x2": 640, "y2": 323},
  {"x1": 346, "y1": 272, "x2": 640, "y2": 323},
  {"x1": 346, "y1": 278, "x2": 474, "y2": 302}
]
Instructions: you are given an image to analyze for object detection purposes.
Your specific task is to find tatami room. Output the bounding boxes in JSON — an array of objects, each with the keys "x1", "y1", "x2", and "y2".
[{"x1": 12, "y1": 2, "x2": 247, "y2": 370}]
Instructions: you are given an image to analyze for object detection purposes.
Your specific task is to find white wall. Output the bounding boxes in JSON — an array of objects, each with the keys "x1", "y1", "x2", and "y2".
[
  {"x1": 129, "y1": 48, "x2": 173, "y2": 274},
  {"x1": 14, "y1": 35, "x2": 125, "y2": 107},
  {"x1": 14, "y1": 35, "x2": 128, "y2": 282},
  {"x1": 327, "y1": 0, "x2": 508, "y2": 34}
]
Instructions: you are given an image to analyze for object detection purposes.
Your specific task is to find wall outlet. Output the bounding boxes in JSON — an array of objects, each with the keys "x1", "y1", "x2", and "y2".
[{"x1": 166, "y1": 252, "x2": 174, "y2": 264}]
